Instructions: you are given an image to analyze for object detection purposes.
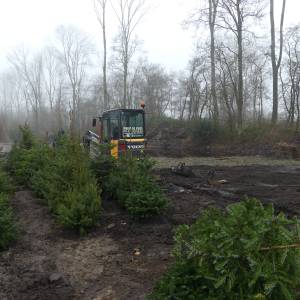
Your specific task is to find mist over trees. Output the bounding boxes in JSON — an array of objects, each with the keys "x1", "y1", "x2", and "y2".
[{"x1": 0, "y1": 0, "x2": 300, "y2": 140}]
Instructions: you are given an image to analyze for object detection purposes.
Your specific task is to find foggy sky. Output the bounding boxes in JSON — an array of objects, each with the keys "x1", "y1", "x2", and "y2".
[{"x1": 0, "y1": 0, "x2": 299, "y2": 71}]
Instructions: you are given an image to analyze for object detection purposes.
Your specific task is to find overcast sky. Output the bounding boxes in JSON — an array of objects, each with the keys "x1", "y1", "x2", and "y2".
[{"x1": 0, "y1": 0, "x2": 299, "y2": 71}]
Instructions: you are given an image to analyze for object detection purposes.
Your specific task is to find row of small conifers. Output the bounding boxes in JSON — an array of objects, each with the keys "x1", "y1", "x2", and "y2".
[
  {"x1": 4, "y1": 125, "x2": 168, "y2": 234},
  {"x1": 2, "y1": 126, "x2": 300, "y2": 299}
]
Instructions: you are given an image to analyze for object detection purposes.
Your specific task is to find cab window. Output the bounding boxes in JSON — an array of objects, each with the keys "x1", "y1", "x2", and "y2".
[
  {"x1": 110, "y1": 118, "x2": 120, "y2": 139},
  {"x1": 121, "y1": 111, "x2": 144, "y2": 138},
  {"x1": 102, "y1": 118, "x2": 109, "y2": 141}
]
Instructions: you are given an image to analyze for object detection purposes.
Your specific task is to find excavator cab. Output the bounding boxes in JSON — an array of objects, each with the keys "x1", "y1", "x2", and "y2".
[{"x1": 89, "y1": 108, "x2": 146, "y2": 159}]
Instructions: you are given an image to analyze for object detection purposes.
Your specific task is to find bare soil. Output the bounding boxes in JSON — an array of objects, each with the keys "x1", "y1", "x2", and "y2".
[{"x1": 1, "y1": 158, "x2": 300, "y2": 299}]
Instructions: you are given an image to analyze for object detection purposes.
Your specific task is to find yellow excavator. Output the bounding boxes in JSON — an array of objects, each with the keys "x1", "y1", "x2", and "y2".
[{"x1": 83, "y1": 104, "x2": 146, "y2": 159}]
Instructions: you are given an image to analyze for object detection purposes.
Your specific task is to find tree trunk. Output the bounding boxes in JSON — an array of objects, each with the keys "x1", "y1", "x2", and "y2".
[
  {"x1": 270, "y1": 0, "x2": 277, "y2": 123},
  {"x1": 102, "y1": 3, "x2": 108, "y2": 111},
  {"x1": 209, "y1": 0, "x2": 219, "y2": 126},
  {"x1": 123, "y1": 61, "x2": 128, "y2": 108},
  {"x1": 70, "y1": 87, "x2": 77, "y2": 138},
  {"x1": 270, "y1": 0, "x2": 286, "y2": 124},
  {"x1": 237, "y1": 0, "x2": 244, "y2": 129}
]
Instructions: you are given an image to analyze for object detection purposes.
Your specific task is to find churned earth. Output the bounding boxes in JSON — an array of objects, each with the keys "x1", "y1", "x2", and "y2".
[{"x1": 1, "y1": 156, "x2": 300, "y2": 299}]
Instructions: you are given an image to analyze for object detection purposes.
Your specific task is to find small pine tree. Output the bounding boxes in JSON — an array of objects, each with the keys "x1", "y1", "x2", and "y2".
[
  {"x1": 106, "y1": 156, "x2": 168, "y2": 218},
  {"x1": 150, "y1": 199, "x2": 300, "y2": 300},
  {"x1": 37, "y1": 138, "x2": 102, "y2": 233},
  {"x1": 53, "y1": 139, "x2": 101, "y2": 233}
]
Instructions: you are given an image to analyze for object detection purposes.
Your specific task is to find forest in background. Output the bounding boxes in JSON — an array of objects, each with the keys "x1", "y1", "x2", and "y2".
[{"x1": 0, "y1": 0, "x2": 299, "y2": 143}]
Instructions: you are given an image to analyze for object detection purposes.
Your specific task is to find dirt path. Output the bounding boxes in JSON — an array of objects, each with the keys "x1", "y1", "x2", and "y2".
[
  {"x1": 0, "y1": 191, "x2": 172, "y2": 300},
  {"x1": 0, "y1": 191, "x2": 75, "y2": 299}
]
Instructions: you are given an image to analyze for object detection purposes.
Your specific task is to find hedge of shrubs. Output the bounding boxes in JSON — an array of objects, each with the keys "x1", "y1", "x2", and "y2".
[
  {"x1": 149, "y1": 199, "x2": 300, "y2": 300},
  {"x1": 7, "y1": 126, "x2": 101, "y2": 234},
  {"x1": 0, "y1": 165, "x2": 16, "y2": 250},
  {"x1": 91, "y1": 147, "x2": 168, "y2": 219}
]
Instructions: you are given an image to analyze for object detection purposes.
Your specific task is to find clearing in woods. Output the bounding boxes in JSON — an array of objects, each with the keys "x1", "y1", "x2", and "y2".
[{"x1": 1, "y1": 156, "x2": 300, "y2": 299}]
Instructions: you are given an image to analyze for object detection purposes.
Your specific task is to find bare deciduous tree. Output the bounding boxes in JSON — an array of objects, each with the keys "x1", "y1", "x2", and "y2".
[
  {"x1": 55, "y1": 25, "x2": 93, "y2": 137},
  {"x1": 94, "y1": 0, "x2": 109, "y2": 110},
  {"x1": 270, "y1": 0, "x2": 286, "y2": 124},
  {"x1": 8, "y1": 48, "x2": 43, "y2": 131},
  {"x1": 43, "y1": 46, "x2": 58, "y2": 113},
  {"x1": 219, "y1": 0, "x2": 264, "y2": 128},
  {"x1": 112, "y1": 0, "x2": 147, "y2": 108},
  {"x1": 281, "y1": 25, "x2": 300, "y2": 129},
  {"x1": 209, "y1": 0, "x2": 220, "y2": 124},
  {"x1": 186, "y1": 0, "x2": 220, "y2": 124}
]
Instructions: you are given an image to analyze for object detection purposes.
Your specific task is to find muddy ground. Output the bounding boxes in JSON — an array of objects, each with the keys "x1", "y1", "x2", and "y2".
[{"x1": 1, "y1": 158, "x2": 300, "y2": 299}]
